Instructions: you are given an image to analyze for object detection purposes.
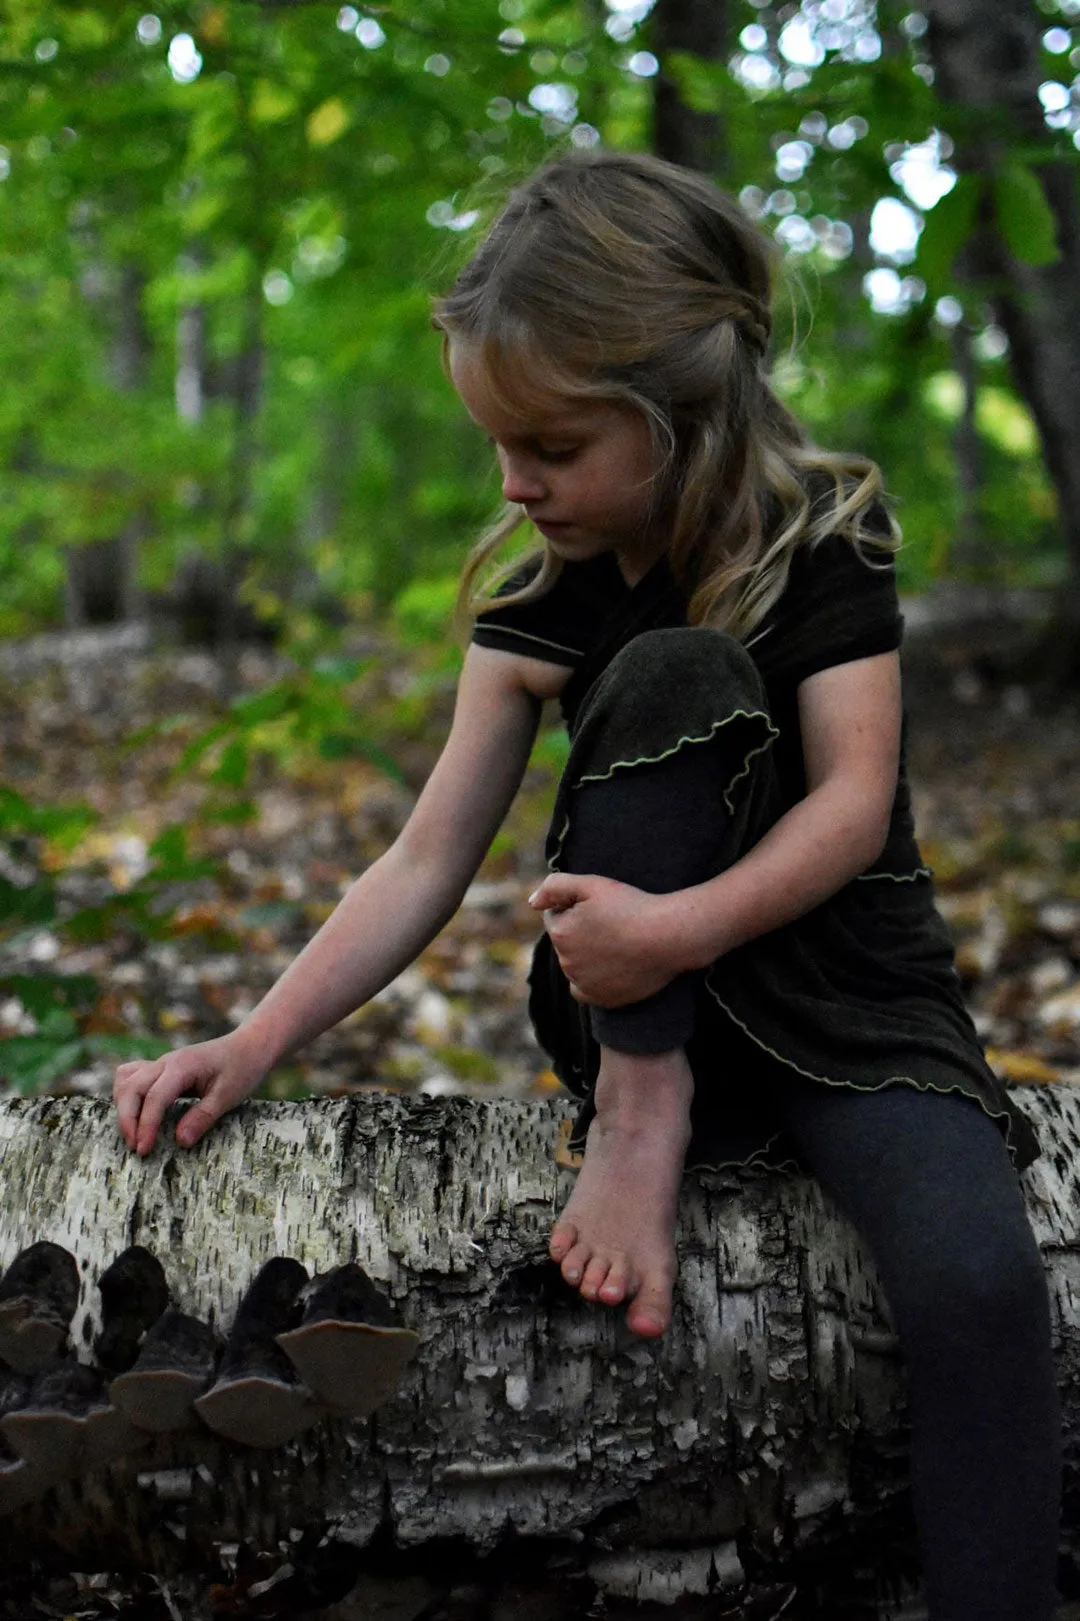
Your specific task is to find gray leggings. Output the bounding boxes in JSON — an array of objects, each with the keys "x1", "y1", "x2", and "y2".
[{"x1": 560, "y1": 744, "x2": 1062, "y2": 1621}]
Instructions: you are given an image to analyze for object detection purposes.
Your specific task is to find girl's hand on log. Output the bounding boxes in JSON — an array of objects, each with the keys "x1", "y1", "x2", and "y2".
[
  {"x1": 528, "y1": 874, "x2": 683, "y2": 1006},
  {"x1": 113, "y1": 1033, "x2": 265, "y2": 1156}
]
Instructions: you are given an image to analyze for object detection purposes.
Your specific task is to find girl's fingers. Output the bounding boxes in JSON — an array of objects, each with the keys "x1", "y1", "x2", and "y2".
[
  {"x1": 531, "y1": 874, "x2": 589, "y2": 911},
  {"x1": 174, "y1": 1083, "x2": 242, "y2": 1149},
  {"x1": 113, "y1": 1040, "x2": 257, "y2": 1156},
  {"x1": 113, "y1": 1057, "x2": 167, "y2": 1149},
  {"x1": 133, "y1": 1063, "x2": 206, "y2": 1157}
]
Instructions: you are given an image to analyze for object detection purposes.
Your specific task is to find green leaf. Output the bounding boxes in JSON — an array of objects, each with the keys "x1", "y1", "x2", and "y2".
[
  {"x1": 0, "y1": 787, "x2": 96, "y2": 847},
  {"x1": 917, "y1": 174, "x2": 982, "y2": 298},
  {"x1": 317, "y1": 732, "x2": 409, "y2": 785},
  {"x1": 0, "y1": 1037, "x2": 85, "y2": 1093},
  {"x1": 83, "y1": 1034, "x2": 168, "y2": 1062},
  {"x1": 38, "y1": 1007, "x2": 79, "y2": 1040},
  {"x1": 992, "y1": 162, "x2": 1061, "y2": 267},
  {"x1": 176, "y1": 719, "x2": 231, "y2": 776},
  {"x1": 146, "y1": 826, "x2": 218, "y2": 883},
  {"x1": 0, "y1": 973, "x2": 98, "y2": 1018},
  {"x1": 203, "y1": 799, "x2": 259, "y2": 826},
  {"x1": 212, "y1": 739, "x2": 250, "y2": 788},
  {"x1": 307, "y1": 98, "x2": 352, "y2": 148},
  {"x1": 311, "y1": 655, "x2": 370, "y2": 683},
  {"x1": 661, "y1": 51, "x2": 726, "y2": 114},
  {"x1": 231, "y1": 685, "x2": 296, "y2": 726},
  {"x1": 0, "y1": 877, "x2": 57, "y2": 928}
]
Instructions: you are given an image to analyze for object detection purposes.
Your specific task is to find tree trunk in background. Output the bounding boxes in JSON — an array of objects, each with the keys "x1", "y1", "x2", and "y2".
[
  {"x1": 65, "y1": 264, "x2": 148, "y2": 627},
  {"x1": 923, "y1": 0, "x2": 1080, "y2": 664},
  {"x1": 650, "y1": 0, "x2": 729, "y2": 175},
  {"x1": 1, "y1": 1088, "x2": 1078, "y2": 1607},
  {"x1": 169, "y1": 252, "x2": 265, "y2": 659},
  {"x1": 213, "y1": 266, "x2": 265, "y2": 686},
  {"x1": 949, "y1": 316, "x2": 983, "y2": 575},
  {"x1": 175, "y1": 276, "x2": 206, "y2": 430}
]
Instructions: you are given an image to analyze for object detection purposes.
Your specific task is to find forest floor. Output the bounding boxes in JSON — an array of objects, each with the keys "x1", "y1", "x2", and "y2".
[
  {"x1": 2, "y1": 620, "x2": 1080, "y2": 1115},
  {"x1": 1, "y1": 618, "x2": 1079, "y2": 1619}
]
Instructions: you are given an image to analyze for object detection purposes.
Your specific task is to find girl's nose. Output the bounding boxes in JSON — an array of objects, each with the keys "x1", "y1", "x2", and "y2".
[{"x1": 500, "y1": 455, "x2": 546, "y2": 505}]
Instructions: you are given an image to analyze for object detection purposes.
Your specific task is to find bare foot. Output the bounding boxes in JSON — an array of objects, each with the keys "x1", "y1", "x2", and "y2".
[{"x1": 550, "y1": 1047, "x2": 693, "y2": 1338}]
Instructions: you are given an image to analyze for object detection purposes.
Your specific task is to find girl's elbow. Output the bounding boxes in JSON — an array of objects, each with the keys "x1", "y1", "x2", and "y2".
[
  {"x1": 393, "y1": 826, "x2": 480, "y2": 903},
  {"x1": 860, "y1": 803, "x2": 892, "y2": 869}
]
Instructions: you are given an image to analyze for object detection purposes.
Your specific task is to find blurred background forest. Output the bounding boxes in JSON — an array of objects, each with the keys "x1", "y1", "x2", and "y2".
[{"x1": 3, "y1": 0, "x2": 1080, "y2": 1112}]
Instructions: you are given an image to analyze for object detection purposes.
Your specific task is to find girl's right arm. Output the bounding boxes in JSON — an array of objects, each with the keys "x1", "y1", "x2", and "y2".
[{"x1": 114, "y1": 645, "x2": 563, "y2": 1156}]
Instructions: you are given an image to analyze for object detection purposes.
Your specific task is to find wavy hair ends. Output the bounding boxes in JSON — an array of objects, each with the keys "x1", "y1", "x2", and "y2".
[{"x1": 434, "y1": 149, "x2": 899, "y2": 645}]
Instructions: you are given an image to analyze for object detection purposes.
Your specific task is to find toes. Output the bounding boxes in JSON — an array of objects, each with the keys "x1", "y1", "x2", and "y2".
[
  {"x1": 559, "y1": 1242, "x2": 592, "y2": 1288},
  {"x1": 597, "y1": 1259, "x2": 632, "y2": 1305},
  {"x1": 626, "y1": 1273, "x2": 674, "y2": 1339},
  {"x1": 548, "y1": 1221, "x2": 577, "y2": 1264},
  {"x1": 578, "y1": 1255, "x2": 611, "y2": 1301}
]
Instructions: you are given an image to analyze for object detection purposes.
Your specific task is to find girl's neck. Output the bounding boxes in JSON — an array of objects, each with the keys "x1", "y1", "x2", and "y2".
[{"x1": 614, "y1": 528, "x2": 671, "y2": 589}]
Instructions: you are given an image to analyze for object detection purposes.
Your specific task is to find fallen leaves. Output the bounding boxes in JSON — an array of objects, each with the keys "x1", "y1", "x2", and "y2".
[{"x1": 3, "y1": 634, "x2": 1080, "y2": 1106}]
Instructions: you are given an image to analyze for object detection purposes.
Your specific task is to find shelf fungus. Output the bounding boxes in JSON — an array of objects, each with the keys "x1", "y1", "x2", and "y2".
[
  {"x1": 0, "y1": 1242, "x2": 80, "y2": 1373},
  {"x1": 0, "y1": 1361, "x2": 121, "y2": 1476},
  {"x1": 276, "y1": 1262, "x2": 419, "y2": 1418},
  {"x1": 109, "y1": 1309, "x2": 220, "y2": 1434},
  {"x1": 194, "y1": 1259, "x2": 324, "y2": 1449},
  {"x1": 95, "y1": 1247, "x2": 171, "y2": 1377},
  {"x1": 0, "y1": 1243, "x2": 421, "y2": 1507}
]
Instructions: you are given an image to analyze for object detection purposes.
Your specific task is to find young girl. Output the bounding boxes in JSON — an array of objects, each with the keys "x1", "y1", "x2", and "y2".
[{"x1": 114, "y1": 152, "x2": 1061, "y2": 1619}]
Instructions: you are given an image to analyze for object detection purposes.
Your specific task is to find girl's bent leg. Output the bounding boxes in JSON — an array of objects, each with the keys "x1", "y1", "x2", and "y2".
[
  {"x1": 780, "y1": 1079, "x2": 1061, "y2": 1621},
  {"x1": 558, "y1": 742, "x2": 740, "y2": 1054},
  {"x1": 551, "y1": 678, "x2": 753, "y2": 1329},
  {"x1": 546, "y1": 629, "x2": 777, "y2": 1334},
  {"x1": 549, "y1": 745, "x2": 725, "y2": 1332},
  {"x1": 549, "y1": 1045, "x2": 693, "y2": 1338}
]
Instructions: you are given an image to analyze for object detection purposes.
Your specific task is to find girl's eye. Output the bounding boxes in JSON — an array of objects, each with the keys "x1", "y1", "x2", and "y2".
[
  {"x1": 486, "y1": 435, "x2": 580, "y2": 464},
  {"x1": 534, "y1": 444, "x2": 580, "y2": 463}
]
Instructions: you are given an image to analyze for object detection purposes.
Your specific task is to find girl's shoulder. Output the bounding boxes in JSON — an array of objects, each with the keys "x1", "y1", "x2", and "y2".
[{"x1": 754, "y1": 521, "x2": 901, "y2": 690}]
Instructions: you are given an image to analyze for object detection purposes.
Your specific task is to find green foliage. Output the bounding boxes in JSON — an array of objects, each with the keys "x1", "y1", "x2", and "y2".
[
  {"x1": 992, "y1": 161, "x2": 1061, "y2": 268},
  {"x1": 0, "y1": 0, "x2": 1074, "y2": 633},
  {"x1": 917, "y1": 174, "x2": 981, "y2": 300},
  {"x1": 0, "y1": 790, "x2": 182, "y2": 1091},
  {"x1": 172, "y1": 650, "x2": 410, "y2": 789},
  {"x1": 1, "y1": 0, "x2": 1078, "y2": 1103}
]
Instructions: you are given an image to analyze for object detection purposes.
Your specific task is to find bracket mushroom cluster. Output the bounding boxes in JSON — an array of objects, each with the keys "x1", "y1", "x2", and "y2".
[{"x1": 0, "y1": 1242, "x2": 420, "y2": 1516}]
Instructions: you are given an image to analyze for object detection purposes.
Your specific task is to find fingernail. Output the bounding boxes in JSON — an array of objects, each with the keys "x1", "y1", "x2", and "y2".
[{"x1": 528, "y1": 889, "x2": 540, "y2": 905}]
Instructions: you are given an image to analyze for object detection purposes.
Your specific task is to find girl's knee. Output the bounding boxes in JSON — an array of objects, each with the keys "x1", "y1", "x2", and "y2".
[
  {"x1": 584, "y1": 628, "x2": 768, "y2": 738},
  {"x1": 606, "y1": 626, "x2": 760, "y2": 694},
  {"x1": 893, "y1": 1221, "x2": 1050, "y2": 1353}
]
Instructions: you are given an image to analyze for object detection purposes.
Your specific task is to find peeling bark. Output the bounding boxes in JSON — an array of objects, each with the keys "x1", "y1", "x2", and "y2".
[{"x1": 0, "y1": 1088, "x2": 1077, "y2": 1595}]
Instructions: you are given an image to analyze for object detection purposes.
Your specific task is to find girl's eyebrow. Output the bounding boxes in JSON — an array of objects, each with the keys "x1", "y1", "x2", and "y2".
[
  {"x1": 476, "y1": 418, "x2": 586, "y2": 446},
  {"x1": 488, "y1": 412, "x2": 594, "y2": 438}
]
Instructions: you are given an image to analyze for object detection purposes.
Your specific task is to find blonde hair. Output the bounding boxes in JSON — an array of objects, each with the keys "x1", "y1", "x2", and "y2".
[{"x1": 432, "y1": 150, "x2": 899, "y2": 642}]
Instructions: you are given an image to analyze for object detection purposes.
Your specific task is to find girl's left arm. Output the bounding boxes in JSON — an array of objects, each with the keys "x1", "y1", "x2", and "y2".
[{"x1": 532, "y1": 651, "x2": 901, "y2": 1005}]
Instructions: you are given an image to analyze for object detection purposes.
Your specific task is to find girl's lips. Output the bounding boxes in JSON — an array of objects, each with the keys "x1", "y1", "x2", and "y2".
[{"x1": 533, "y1": 520, "x2": 571, "y2": 539}]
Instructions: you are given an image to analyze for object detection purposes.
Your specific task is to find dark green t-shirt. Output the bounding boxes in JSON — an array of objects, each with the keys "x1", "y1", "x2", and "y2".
[{"x1": 471, "y1": 535, "x2": 903, "y2": 812}]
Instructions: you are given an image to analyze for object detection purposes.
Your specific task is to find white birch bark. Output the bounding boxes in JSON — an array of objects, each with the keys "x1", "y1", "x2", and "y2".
[{"x1": 0, "y1": 1087, "x2": 1076, "y2": 1596}]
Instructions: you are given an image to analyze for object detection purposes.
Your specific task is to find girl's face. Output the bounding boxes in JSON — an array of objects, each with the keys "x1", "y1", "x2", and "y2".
[{"x1": 449, "y1": 341, "x2": 666, "y2": 586}]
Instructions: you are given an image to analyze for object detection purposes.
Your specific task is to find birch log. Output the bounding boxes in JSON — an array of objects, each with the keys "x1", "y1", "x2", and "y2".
[{"x1": 0, "y1": 1088, "x2": 1077, "y2": 1598}]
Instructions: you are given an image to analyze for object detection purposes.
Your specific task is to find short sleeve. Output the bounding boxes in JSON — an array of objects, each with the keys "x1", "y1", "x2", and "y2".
[
  {"x1": 754, "y1": 532, "x2": 902, "y2": 690},
  {"x1": 470, "y1": 554, "x2": 622, "y2": 669}
]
